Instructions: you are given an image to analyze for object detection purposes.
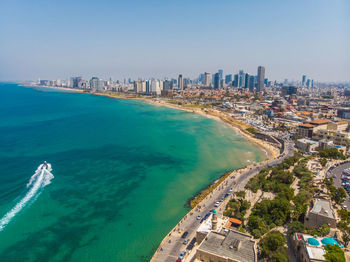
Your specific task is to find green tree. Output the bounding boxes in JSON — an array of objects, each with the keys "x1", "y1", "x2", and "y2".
[
  {"x1": 324, "y1": 244, "x2": 345, "y2": 262},
  {"x1": 259, "y1": 231, "x2": 288, "y2": 261},
  {"x1": 319, "y1": 148, "x2": 346, "y2": 160},
  {"x1": 235, "y1": 190, "x2": 246, "y2": 198},
  {"x1": 288, "y1": 221, "x2": 305, "y2": 235},
  {"x1": 318, "y1": 224, "x2": 330, "y2": 237}
]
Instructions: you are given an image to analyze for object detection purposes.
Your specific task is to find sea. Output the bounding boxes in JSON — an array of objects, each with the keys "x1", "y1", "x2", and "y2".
[{"x1": 0, "y1": 83, "x2": 265, "y2": 261}]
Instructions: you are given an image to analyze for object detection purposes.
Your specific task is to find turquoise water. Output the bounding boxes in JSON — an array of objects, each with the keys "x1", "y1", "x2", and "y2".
[{"x1": 0, "y1": 83, "x2": 265, "y2": 261}]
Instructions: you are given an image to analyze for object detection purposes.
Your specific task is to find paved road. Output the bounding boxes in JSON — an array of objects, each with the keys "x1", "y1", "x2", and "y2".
[
  {"x1": 328, "y1": 162, "x2": 350, "y2": 211},
  {"x1": 152, "y1": 138, "x2": 294, "y2": 262}
]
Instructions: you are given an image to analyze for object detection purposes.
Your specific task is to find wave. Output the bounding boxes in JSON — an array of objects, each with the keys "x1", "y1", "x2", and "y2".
[{"x1": 0, "y1": 163, "x2": 54, "y2": 231}]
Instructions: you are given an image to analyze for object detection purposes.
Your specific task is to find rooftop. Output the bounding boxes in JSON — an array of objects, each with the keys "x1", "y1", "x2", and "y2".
[
  {"x1": 309, "y1": 198, "x2": 335, "y2": 219},
  {"x1": 197, "y1": 230, "x2": 256, "y2": 262},
  {"x1": 310, "y1": 119, "x2": 331, "y2": 125},
  {"x1": 300, "y1": 123, "x2": 315, "y2": 128},
  {"x1": 297, "y1": 138, "x2": 318, "y2": 145},
  {"x1": 306, "y1": 246, "x2": 326, "y2": 261}
]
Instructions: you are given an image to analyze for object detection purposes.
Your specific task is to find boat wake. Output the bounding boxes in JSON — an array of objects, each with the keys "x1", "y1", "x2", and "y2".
[{"x1": 0, "y1": 162, "x2": 54, "y2": 232}]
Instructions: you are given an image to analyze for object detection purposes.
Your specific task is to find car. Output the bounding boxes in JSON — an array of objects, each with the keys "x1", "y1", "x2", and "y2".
[
  {"x1": 214, "y1": 202, "x2": 220, "y2": 207},
  {"x1": 224, "y1": 193, "x2": 230, "y2": 198},
  {"x1": 229, "y1": 187, "x2": 233, "y2": 192},
  {"x1": 176, "y1": 259, "x2": 182, "y2": 262},
  {"x1": 179, "y1": 251, "x2": 186, "y2": 259},
  {"x1": 342, "y1": 205, "x2": 348, "y2": 209},
  {"x1": 183, "y1": 238, "x2": 190, "y2": 244},
  {"x1": 186, "y1": 237, "x2": 197, "y2": 251},
  {"x1": 181, "y1": 231, "x2": 188, "y2": 239},
  {"x1": 196, "y1": 215, "x2": 201, "y2": 220},
  {"x1": 204, "y1": 213, "x2": 210, "y2": 219}
]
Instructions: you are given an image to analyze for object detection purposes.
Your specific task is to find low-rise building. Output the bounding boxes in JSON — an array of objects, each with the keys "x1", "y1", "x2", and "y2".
[
  {"x1": 304, "y1": 198, "x2": 337, "y2": 229},
  {"x1": 291, "y1": 233, "x2": 344, "y2": 262},
  {"x1": 313, "y1": 130, "x2": 350, "y2": 147},
  {"x1": 196, "y1": 229, "x2": 257, "y2": 262},
  {"x1": 296, "y1": 138, "x2": 319, "y2": 152},
  {"x1": 296, "y1": 123, "x2": 315, "y2": 138}
]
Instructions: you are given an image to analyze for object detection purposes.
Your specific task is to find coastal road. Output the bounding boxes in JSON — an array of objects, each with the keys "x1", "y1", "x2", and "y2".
[
  {"x1": 151, "y1": 139, "x2": 294, "y2": 262},
  {"x1": 328, "y1": 162, "x2": 350, "y2": 211}
]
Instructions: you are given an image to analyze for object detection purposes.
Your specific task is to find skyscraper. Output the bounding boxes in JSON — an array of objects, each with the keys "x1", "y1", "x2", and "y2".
[
  {"x1": 257, "y1": 66, "x2": 265, "y2": 92},
  {"x1": 204, "y1": 72, "x2": 211, "y2": 87},
  {"x1": 244, "y1": 73, "x2": 249, "y2": 89},
  {"x1": 163, "y1": 80, "x2": 173, "y2": 90},
  {"x1": 218, "y1": 69, "x2": 223, "y2": 81},
  {"x1": 238, "y1": 70, "x2": 245, "y2": 87},
  {"x1": 178, "y1": 74, "x2": 183, "y2": 90},
  {"x1": 214, "y1": 73, "x2": 220, "y2": 89},
  {"x1": 71, "y1": 76, "x2": 82, "y2": 88},
  {"x1": 233, "y1": 74, "x2": 239, "y2": 88},
  {"x1": 225, "y1": 74, "x2": 232, "y2": 84},
  {"x1": 199, "y1": 74, "x2": 205, "y2": 84},
  {"x1": 302, "y1": 75, "x2": 307, "y2": 86},
  {"x1": 249, "y1": 75, "x2": 255, "y2": 91},
  {"x1": 90, "y1": 77, "x2": 101, "y2": 91},
  {"x1": 306, "y1": 79, "x2": 311, "y2": 88}
]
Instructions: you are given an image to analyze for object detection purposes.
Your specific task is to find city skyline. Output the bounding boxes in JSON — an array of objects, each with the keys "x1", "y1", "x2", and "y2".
[{"x1": 0, "y1": 0, "x2": 349, "y2": 82}]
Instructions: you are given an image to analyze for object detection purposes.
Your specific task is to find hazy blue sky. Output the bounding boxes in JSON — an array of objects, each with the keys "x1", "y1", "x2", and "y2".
[{"x1": 0, "y1": 0, "x2": 349, "y2": 82}]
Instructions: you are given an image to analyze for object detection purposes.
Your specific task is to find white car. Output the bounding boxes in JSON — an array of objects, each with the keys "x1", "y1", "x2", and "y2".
[
  {"x1": 342, "y1": 205, "x2": 348, "y2": 209},
  {"x1": 214, "y1": 202, "x2": 220, "y2": 207},
  {"x1": 196, "y1": 215, "x2": 201, "y2": 220}
]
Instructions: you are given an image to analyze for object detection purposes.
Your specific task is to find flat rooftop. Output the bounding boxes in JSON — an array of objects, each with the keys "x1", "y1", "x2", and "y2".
[
  {"x1": 309, "y1": 198, "x2": 335, "y2": 219},
  {"x1": 306, "y1": 246, "x2": 326, "y2": 261},
  {"x1": 197, "y1": 230, "x2": 256, "y2": 262},
  {"x1": 297, "y1": 138, "x2": 318, "y2": 145}
]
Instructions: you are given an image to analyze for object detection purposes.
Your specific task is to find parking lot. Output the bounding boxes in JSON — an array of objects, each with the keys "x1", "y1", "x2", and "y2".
[{"x1": 328, "y1": 161, "x2": 350, "y2": 211}]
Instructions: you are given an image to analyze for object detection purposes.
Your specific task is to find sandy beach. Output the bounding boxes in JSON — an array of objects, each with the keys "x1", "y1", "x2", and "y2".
[
  {"x1": 94, "y1": 92, "x2": 279, "y2": 160},
  {"x1": 25, "y1": 85, "x2": 279, "y2": 171}
]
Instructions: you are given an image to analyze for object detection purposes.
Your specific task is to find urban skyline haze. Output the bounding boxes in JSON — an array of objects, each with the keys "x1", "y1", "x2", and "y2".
[{"x1": 0, "y1": 0, "x2": 349, "y2": 82}]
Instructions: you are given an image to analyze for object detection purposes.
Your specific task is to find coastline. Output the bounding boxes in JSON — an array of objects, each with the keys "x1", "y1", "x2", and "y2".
[
  {"x1": 25, "y1": 85, "x2": 281, "y2": 261},
  {"x1": 24, "y1": 84, "x2": 279, "y2": 160}
]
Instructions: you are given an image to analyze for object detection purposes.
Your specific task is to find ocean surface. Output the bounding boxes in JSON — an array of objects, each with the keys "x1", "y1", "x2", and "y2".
[{"x1": 0, "y1": 83, "x2": 265, "y2": 261}]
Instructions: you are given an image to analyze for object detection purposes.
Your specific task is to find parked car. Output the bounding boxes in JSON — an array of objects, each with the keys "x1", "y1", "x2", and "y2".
[
  {"x1": 214, "y1": 202, "x2": 220, "y2": 207},
  {"x1": 181, "y1": 231, "x2": 188, "y2": 239},
  {"x1": 196, "y1": 215, "x2": 201, "y2": 220},
  {"x1": 183, "y1": 238, "x2": 190, "y2": 245},
  {"x1": 179, "y1": 251, "x2": 186, "y2": 259}
]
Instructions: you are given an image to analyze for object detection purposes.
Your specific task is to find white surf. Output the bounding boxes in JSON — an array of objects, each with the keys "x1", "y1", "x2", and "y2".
[{"x1": 0, "y1": 163, "x2": 54, "y2": 231}]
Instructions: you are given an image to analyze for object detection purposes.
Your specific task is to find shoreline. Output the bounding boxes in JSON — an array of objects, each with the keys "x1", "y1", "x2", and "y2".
[
  {"x1": 24, "y1": 85, "x2": 281, "y2": 260},
  {"x1": 23, "y1": 84, "x2": 279, "y2": 160}
]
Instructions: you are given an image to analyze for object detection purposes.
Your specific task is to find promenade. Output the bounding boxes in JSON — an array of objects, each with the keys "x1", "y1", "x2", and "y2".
[{"x1": 151, "y1": 138, "x2": 294, "y2": 262}]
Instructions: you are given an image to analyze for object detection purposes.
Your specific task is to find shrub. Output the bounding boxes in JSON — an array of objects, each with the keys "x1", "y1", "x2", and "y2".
[
  {"x1": 259, "y1": 231, "x2": 288, "y2": 262},
  {"x1": 324, "y1": 244, "x2": 345, "y2": 262}
]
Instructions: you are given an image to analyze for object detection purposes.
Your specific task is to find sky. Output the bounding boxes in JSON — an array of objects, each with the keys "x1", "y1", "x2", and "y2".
[{"x1": 0, "y1": 0, "x2": 349, "y2": 82}]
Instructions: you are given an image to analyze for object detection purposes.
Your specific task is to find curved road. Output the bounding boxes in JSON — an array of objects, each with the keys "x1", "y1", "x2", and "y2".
[{"x1": 152, "y1": 137, "x2": 294, "y2": 262}]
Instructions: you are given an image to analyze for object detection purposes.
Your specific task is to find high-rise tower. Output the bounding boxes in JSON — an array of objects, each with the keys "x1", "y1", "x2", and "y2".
[
  {"x1": 178, "y1": 74, "x2": 183, "y2": 90},
  {"x1": 257, "y1": 66, "x2": 265, "y2": 92}
]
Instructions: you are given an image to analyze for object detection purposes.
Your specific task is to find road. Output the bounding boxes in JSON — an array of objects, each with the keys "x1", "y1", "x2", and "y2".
[
  {"x1": 327, "y1": 162, "x2": 350, "y2": 211},
  {"x1": 151, "y1": 138, "x2": 294, "y2": 262}
]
